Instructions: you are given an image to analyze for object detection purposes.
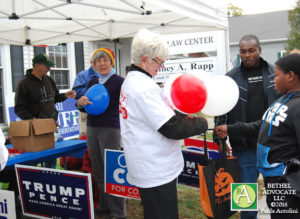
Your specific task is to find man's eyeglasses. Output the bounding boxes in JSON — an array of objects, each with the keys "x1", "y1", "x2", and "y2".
[{"x1": 152, "y1": 58, "x2": 164, "y2": 68}]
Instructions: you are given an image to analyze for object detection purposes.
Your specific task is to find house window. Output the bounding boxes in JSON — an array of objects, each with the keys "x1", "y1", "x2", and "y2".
[
  {"x1": 48, "y1": 44, "x2": 69, "y2": 89},
  {"x1": 10, "y1": 45, "x2": 24, "y2": 91},
  {"x1": 34, "y1": 46, "x2": 46, "y2": 56},
  {"x1": 75, "y1": 42, "x2": 84, "y2": 74}
]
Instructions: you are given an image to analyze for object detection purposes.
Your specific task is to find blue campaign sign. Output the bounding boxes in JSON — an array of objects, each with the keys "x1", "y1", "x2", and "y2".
[
  {"x1": 105, "y1": 150, "x2": 140, "y2": 199},
  {"x1": 179, "y1": 150, "x2": 207, "y2": 188},
  {"x1": 8, "y1": 107, "x2": 21, "y2": 123},
  {"x1": 180, "y1": 138, "x2": 222, "y2": 188},
  {"x1": 55, "y1": 98, "x2": 79, "y2": 139},
  {"x1": 179, "y1": 149, "x2": 220, "y2": 188},
  {"x1": 15, "y1": 164, "x2": 94, "y2": 219},
  {"x1": 9, "y1": 98, "x2": 79, "y2": 139}
]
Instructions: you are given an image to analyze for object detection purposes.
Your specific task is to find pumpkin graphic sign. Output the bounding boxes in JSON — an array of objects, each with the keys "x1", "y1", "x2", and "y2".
[{"x1": 215, "y1": 168, "x2": 234, "y2": 197}]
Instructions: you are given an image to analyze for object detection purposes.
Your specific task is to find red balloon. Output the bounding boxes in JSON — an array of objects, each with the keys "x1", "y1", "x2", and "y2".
[{"x1": 170, "y1": 74, "x2": 207, "y2": 114}]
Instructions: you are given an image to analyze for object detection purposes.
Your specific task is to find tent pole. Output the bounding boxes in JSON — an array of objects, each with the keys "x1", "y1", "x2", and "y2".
[{"x1": 114, "y1": 40, "x2": 118, "y2": 75}]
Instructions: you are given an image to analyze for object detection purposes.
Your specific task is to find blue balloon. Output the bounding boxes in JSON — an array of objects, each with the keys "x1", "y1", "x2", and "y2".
[{"x1": 84, "y1": 84, "x2": 110, "y2": 115}]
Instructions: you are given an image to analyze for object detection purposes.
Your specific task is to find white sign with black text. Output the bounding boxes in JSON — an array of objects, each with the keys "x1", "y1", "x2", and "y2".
[
  {"x1": 162, "y1": 31, "x2": 220, "y2": 55},
  {"x1": 154, "y1": 57, "x2": 217, "y2": 83}
]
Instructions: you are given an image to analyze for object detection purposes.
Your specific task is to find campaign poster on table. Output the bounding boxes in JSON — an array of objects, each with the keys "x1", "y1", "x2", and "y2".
[
  {"x1": 15, "y1": 164, "x2": 94, "y2": 219},
  {"x1": 178, "y1": 137, "x2": 221, "y2": 188},
  {"x1": 0, "y1": 190, "x2": 16, "y2": 219},
  {"x1": 8, "y1": 98, "x2": 79, "y2": 140},
  {"x1": 105, "y1": 149, "x2": 140, "y2": 199}
]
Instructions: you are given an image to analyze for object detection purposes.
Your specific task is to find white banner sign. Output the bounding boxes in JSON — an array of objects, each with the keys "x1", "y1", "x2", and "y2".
[
  {"x1": 154, "y1": 57, "x2": 217, "y2": 83},
  {"x1": 0, "y1": 190, "x2": 16, "y2": 219},
  {"x1": 162, "y1": 31, "x2": 220, "y2": 55}
]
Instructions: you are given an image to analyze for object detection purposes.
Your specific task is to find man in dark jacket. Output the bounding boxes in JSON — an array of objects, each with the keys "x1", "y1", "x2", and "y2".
[
  {"x1": 11, "y1": 53, "x2": 76, "y2": 214},
  {"x1": 214, "y1": 35, "x2": 278, "y2": 219},
  {"x1": 15, "y1": 53, "x2": 75, "y2": 168},
  {"x1": 15, "y1": 53, "x2": 75, "y2": 121}
]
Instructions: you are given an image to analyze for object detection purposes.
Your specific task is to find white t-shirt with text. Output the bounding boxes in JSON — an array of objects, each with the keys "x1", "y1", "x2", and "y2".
[{"x1": 119, "y1": 71, "x2": 184, "y2": 188}]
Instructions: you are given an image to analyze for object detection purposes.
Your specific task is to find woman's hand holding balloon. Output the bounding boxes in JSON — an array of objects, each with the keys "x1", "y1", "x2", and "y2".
[
  {"x1": 84, "y1": 84, "x2": 110, "y2": 115},
  {"x1": 77, "y1": 96, "x2": 92, "y2": 107},
  {"x1": 188, "y1": 113, "x2": 208, "y2": 123}
]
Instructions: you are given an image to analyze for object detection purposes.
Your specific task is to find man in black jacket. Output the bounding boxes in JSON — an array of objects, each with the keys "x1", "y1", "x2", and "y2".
[
  {"x1": 10, "y1": 53, "x2": 76, "y2": 216},
  {"x1": 15, "y1": 53, "x2": 75, "y2": 121},
  {"x1": 214, "y1": 35, "x2": 278, "y2": 219},
  {"x1": 15, "y1": 54, "x2": 75, "y2": 168}
]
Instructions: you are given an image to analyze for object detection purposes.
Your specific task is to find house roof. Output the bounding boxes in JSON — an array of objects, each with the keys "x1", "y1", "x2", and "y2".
[{"x1": 229, "y1": 10, "x2": 290, "y2": 44}]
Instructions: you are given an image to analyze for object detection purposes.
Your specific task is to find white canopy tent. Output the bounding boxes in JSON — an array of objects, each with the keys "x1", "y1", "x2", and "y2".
[
  {"x1": 0, "y1": 0, "x2": 228, "y2": 45},
  {"x1": 0, "y1": 0, "x2": 230, "y2": 126}
]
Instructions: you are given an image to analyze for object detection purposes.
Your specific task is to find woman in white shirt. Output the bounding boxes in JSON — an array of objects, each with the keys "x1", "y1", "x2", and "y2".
[{"x1": 120, "y1": 29, "x2": 208, "y2": 219}]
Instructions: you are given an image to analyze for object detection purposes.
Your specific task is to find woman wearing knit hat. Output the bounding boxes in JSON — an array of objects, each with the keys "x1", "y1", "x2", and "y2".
[
  {"x1": 76, "y1": 48, "x2": 127, "y2": 219},
  {"x1": 72, "y1": 48, "x2": 117, "y2": 135}
]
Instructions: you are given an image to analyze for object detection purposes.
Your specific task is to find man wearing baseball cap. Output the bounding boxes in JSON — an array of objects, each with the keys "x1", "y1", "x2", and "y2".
[
  {"x1": 15, "y1": 53, "x2": 76, "y2": 121},
  {"x1": 32, "y1": 53, "x2": 55, "y2": 67},
  {"x1": 7, "y1": 54, "x2": 76, "y2": 215}
]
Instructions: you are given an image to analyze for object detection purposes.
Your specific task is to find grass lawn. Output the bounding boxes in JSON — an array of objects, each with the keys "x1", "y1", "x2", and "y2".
[{"x1": 95, "y1": 185, "x2": 240, "y2": 219}]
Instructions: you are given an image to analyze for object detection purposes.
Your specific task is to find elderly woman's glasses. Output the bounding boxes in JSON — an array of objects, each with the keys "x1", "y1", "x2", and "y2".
[{"x1": 152, "y1": 58, "x2": 164, "y2": 68}]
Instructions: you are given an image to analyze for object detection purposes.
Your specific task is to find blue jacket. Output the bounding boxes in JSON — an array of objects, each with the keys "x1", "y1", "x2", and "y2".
[
  {"x1": 72, "y1": 67, "x2": 117, "y2": 100},
  {"x1": 72, "y1": 67, "x2": 97, "y2": 100}
]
